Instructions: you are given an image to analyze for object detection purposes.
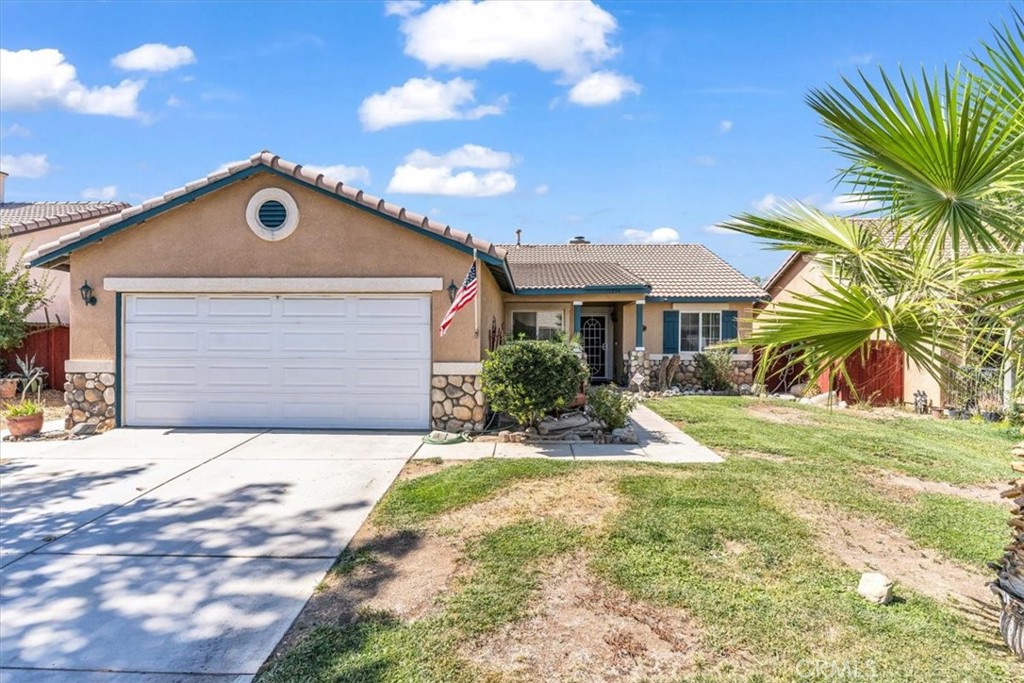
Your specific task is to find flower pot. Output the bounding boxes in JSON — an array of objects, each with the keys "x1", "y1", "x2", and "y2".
[
  {"x1": 4, "y1": 412, "x2": 43, "y2": 438},
  {"x1": 0, "y1": 378, "x2": 17, "y2": 400},
  {"x1": 991, "y1": 584, "x2": 1024, "y2": 659},
  {"x1": 930, "y1": 408, "x2": 943, "y2": 419}
]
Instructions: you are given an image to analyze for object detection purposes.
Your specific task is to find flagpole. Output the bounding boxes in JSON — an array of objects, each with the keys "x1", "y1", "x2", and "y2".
[{"x1": 473, "y1": 249, "x2": 479, "y2": 337}]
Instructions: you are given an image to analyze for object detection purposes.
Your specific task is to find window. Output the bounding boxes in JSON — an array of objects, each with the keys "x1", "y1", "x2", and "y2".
[
  {"x1": 512, "y1": 310, "x2": 563, "y2": 341},
  {"x1": 680, "y1": 311, "x2": 721, "y2": 352}
]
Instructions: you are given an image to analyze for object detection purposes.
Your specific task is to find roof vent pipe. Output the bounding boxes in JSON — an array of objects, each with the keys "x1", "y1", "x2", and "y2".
[
  {"x1": 569, "y1": 235, "x2": 590, "y2": 244},
  {"x1": 515, "y1": 228, "x2": 522, "y2": 247}
]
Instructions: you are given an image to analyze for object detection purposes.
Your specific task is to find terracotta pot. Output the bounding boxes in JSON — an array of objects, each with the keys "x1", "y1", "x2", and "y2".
[
  {"x1": 930, "y1": 408, "x2": 943, "y2": 419},
  {"x1": 5, "y1": 412, "x2": 43, "y2": 438},
  {"x1": 0, "y1": 378, "x2": 17, "y2": 400}
]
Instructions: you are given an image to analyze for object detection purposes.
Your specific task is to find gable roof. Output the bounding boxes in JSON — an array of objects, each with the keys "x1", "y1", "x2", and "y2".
[
  {"x1": 510, "y1": 261, "x2": 650, "y2": 293},
  {"x1": 504, "y1": 243, "x2": 767, "y2": 301},
  {"x1": 25, "y1": 150, "x2": 514, "y2": 290},
  {"x1": 1, "y1": 201, "x2": 129, "y2": 235}
]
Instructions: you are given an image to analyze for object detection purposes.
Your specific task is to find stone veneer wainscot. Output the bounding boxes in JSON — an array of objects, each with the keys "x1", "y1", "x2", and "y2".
[
  {"x1": 431, "y1": 374, "x2": 486, "y2": 432},
  {"x1": 64, "y1": 370, "x2": 116, "y2": 431}
]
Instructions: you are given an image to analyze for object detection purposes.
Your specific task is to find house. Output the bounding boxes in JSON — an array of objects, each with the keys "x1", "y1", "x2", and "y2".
[
  {"x1": 761, "y1": 251, "x2": 942, "y2": 407},
  {"x1": 0, "y1": 171, "x2": 129, "y2": 379},
  {"x1": 25, "y1": 151, "x2": 766, "y2": 432}
]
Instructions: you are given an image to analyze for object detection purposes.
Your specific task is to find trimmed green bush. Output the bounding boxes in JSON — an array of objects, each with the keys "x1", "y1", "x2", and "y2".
[
  {"x1": 694, "y1": 348, "x2": 733, "y2": 391},
  {"x1": 586, "y1": 385, "x2": 637, "y2": 429},
  {"x1": 482, "y1": 340, "x2": 588, "y2": 428}
]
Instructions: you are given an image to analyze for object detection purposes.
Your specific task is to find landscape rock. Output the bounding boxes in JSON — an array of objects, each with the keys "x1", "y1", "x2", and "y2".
[
  {"x1": 857, "y1": 572, "x2": 894, "y2": 605},
  {"x1": 789, "y1": 383, "x2": 808, "y2": 397},
  {"x1": 538, "y1": 413, "x2": 591, "y2": 435}
]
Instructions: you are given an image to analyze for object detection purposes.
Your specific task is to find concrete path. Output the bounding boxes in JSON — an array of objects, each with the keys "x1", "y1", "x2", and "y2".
[
  {"x1": 0, "y1": 429, "x2": 417, "y2": 681},
  {"x1": 414, "y1": 404, "x2": 722, "y2": 463}
]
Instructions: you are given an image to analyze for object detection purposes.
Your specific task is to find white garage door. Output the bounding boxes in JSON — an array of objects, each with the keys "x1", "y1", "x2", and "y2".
[{"x1": 123, "y1": 294, "x2": 431, "y2": 429}]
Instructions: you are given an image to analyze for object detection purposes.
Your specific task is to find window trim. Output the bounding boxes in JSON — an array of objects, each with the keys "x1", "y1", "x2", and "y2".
[
  {"x1": 679, "y1": 310, "x2": 723, "y2": 353},
  {"x1": 511, "y1": 309, "x2": 565, "y2": 341}
]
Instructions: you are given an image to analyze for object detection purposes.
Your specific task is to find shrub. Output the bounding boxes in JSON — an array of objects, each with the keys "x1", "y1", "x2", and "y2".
[
  {"x1": 482, "y1": 339, "x2": 588, "y2": 428},
  {"x1": 5, "y1": 400, "x2": 42, "y2": 417},
  {"x1": 694, "y1": 348, "x2": 733, "y2": 391},
  {"x1": 586, "y1": 385, "x2": 637, "y2": 430}
]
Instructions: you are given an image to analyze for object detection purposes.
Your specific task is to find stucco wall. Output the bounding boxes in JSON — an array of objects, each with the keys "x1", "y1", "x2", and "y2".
[
  {"x1": 67, "y1": 171, "x2": 497, "y2": 363},
  {"x1": 6, "y1": 218, "x2": 101, "y2": 325}
]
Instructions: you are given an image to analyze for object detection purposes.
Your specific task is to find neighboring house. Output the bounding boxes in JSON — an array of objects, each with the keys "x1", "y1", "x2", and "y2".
[
  {"x1": 25, "y1": 151, "x2": 766, "y2": 432},
  {"x1": 761, "y1": 251, "x2": 942, "y2": 407},
  {"x1": 0, "y1": 171, "x2": 129, "y2": 380}
]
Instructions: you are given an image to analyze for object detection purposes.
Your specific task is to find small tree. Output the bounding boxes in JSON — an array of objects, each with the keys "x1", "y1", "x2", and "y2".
[
  {"x1": 0, "y1": 237, "x2": 51, "y2": 351},
  {"x1": 481, "y1": 339, "x2": 588, "y2": 428}
]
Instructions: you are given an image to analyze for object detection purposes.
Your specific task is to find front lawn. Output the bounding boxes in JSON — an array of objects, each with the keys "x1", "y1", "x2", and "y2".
[{"x1": 258, "y1": 397, "x2": 1022, "y2": 683}]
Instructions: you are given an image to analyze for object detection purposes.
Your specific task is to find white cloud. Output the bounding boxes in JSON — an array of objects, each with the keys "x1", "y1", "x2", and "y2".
[
  {"x1": 304, "y1": 164, "x2": 372, "y2": 185},
  {"x1": 0, "y1": 123, "x2": 30, "y2": 138},
  {"x1": 81, "y1": 185, "x2": 118, "y2": 200},
  {"x1": 703, "y1": 223, "x2": 735, "y2": 235},
  {"x1": 0, "y1": 153, "x2": 50, "y2": 178},
  {"x1": 567, "y1": 71, "x2": 640, "y2": 106},
  {"x1": 398, "y1": 0, "x2": 619, "y2": 77},
  {"x1": 623, "y1": 227, "x2": 680, "y2": 244},
  {"x1": 112, "y1": 44, "x2": 196, "y2": 72},
  {"x1": 387, "y1": 144, "x2": 516, "y2": 197},
  {"x1": 0, "y1": 48, "x2": 144, "y2": 118},
  {"x1": 534, "y1": 184, "x2": 549, "y2": 196},
  {"x1": 824, "y1": 194, "x2": 881, "y2": 212},
  {"x1": 842, "y1": 53, "x2": 874, "y2": 66},
  {"x1": 384, "y1": 0, "x2": 423, "y2": 17},
  {"x1": 359, "y1": 77, "x2": 505, "y2": 131},
  {"x1": 691, "y1": 155, "x2": 716, "y2": 167},
  {"x1": 719, "y1": 119, "x2": 733, "y2": 133},
  {"x1": 754, "y1": 193, "x2": 783, "y2": 212},
  {"x1": 166, "y1": 95, "x2": 183, "y2": 107}
]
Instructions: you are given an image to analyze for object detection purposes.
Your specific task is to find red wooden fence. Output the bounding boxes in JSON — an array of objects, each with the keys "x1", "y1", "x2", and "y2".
[{"x1": 1, "y1": 326, "x2": 70, "y2": 390}]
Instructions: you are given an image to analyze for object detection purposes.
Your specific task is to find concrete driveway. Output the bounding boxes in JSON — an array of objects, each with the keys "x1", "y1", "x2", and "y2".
[{"x1": 0, "y1": 428, "x2": 417, "y2": 682}]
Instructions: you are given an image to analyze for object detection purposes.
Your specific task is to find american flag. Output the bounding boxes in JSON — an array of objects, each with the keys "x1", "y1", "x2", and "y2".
[{"x1": 439, "y1": 260, "x2": 478, "y2": 337}]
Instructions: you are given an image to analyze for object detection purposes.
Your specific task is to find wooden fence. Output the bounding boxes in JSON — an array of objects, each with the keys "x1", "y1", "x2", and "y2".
[{"x1": 1, "y1": 325, "x2": 70, "y2": 390}]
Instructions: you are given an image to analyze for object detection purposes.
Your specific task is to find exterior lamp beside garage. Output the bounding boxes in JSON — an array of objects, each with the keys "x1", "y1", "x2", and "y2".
[{"x1": 79, "y1": 281, "x2": 97, "y2": 306}]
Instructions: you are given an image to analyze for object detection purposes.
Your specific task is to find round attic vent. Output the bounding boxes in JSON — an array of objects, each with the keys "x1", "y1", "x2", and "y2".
[{"x1": 246, "y1": 188, "x2": 299, "y2": 241}]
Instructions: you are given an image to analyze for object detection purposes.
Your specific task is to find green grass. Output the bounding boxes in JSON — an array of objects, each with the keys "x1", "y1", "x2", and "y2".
[
  {"x1": 259, "y1": 398, "x2": 1021, "y2": 683},
  {"x1": 374, "y1": 458, "x2": 573, "y2": 527}
]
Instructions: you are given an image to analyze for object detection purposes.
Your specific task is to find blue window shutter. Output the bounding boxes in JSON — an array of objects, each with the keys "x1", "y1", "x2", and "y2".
[
  {"x1": 722, "y1": 310, "x2": 738, "y2": 341},
  {"x1": 663, "y1": 310, "x2": 679, "y2": 354}
]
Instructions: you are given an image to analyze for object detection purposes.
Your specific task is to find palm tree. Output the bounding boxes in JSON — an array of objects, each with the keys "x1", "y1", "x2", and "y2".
[{"x1": 721, "y1": 11, "x2": 1024, "y2": 657}]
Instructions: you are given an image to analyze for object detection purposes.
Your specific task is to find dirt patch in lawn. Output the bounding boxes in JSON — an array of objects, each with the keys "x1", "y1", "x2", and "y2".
[
  {"x1": 463, "y1": 552, "x2": 712, "y2": 682},
  {"x1": 867, "y1": 470, "x2": 1008, "y2": 506},
  {"x1": 436, "y1": 466, "x2": 623, "y2": 539},
  {"x1": 794, "y1": 502, "x2": 998, "y2": 630},
  {"x1": 397, "y1": 458, "x2": 464, "y2": 481},
  {"x1": 745, "y1": 402, "x2": 817, "y2": 426}
]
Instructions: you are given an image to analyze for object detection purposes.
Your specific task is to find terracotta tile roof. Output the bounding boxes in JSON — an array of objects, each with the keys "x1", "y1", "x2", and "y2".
[
  {"x1": 26, "y1": 150, "x2": 507, "y2": 265},
  {"x1": 504, "y1": 244, "x2": 766, "y2": 300},
  {"x1": 511, "y1": 261, "x2": 649, "y2": 290},
  {"x1": 1, "y1": 201, "x2": 129, "y2": 235}
]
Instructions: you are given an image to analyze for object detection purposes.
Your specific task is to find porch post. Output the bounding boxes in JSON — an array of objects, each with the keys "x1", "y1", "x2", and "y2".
[
  {"x1": 573, "y1": 301, "x2": 582, "y2": 336},
  {"x1": 635, "y1": 299, "x2": 645, "y2": 350}
]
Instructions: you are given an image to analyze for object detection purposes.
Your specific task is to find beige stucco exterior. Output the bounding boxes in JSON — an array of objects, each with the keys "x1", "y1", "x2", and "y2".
[
  {"x1": 66, "y1": 171, "x2": 498, "y2": 364},
  {"x1": 5, "y1": 218, "x2": 103, "y2": 325}
]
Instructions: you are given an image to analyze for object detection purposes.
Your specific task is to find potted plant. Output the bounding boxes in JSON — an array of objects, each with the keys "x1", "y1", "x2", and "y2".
[
  {"x1": 979, "y1": 397, "x2": 1003, "y2": 423},
  {"x1": 930, "y1": 404, "x2": 943, "y2": 419},
  {"x1": 0, "y1": 374, "x2": 17, "y2": 400},
  {"x1": 4, "y1": 399, "x2": 44, "y2": 437}
]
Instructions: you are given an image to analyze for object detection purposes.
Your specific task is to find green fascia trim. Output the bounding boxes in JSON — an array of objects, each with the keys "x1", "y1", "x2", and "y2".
[
  {"x1": 645, "y1": 296, "x2": 766, "y2": 303},
  {"x1": 515, "y1": 285, "x2": 651, "y2": 296},
  {"x1": 28, "y1": 165, "x2": 517, "y2": 292}
]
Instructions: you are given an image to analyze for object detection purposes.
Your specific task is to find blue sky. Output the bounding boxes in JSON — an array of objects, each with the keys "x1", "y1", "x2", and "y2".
[{"x1": 0, "y1": 0, "x2": 1007, "y2": 278}]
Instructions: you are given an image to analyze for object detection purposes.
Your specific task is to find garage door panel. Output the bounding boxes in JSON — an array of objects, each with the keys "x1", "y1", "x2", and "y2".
[
  {"x1": 124, "y1": 294, "x2": 431, "y2": 429},
  {"x1": 129, "y1": 329, "x2": 199, "y2": 353},
  {"x1": 128, "y1": 296, "x2": 200, "y2": 320},
  {"x1": 207, "y1": 296, "x2": 275, "y2": 317}
]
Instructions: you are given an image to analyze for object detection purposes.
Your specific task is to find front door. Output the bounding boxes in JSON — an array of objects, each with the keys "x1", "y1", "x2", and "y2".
[{"x1": 580, "y1": 315, "x2": 609, "y2": 380}]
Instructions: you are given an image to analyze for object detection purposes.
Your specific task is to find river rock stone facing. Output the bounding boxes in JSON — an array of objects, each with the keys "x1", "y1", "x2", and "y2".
[
  {"x1": 431, "y1": 374, "x2": 486, "y2": 432},
  {"x1": 64, "y1": 371, "x2": 115, "y2": 431}
]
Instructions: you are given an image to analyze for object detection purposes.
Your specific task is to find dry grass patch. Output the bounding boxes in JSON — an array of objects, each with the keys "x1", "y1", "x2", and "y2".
[
  {"x1": 744, "y1": 401, "x2": 817, "y2": 426},
  {"x1": 867, "y1": 469, "x2": 1008, "y2": 506},
  {"x1": 463, "y1": 552, "x2": 709, "y2": 683},
  {"x1": 435, "y1": 466, "x2": 624, "y2": 539}
]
